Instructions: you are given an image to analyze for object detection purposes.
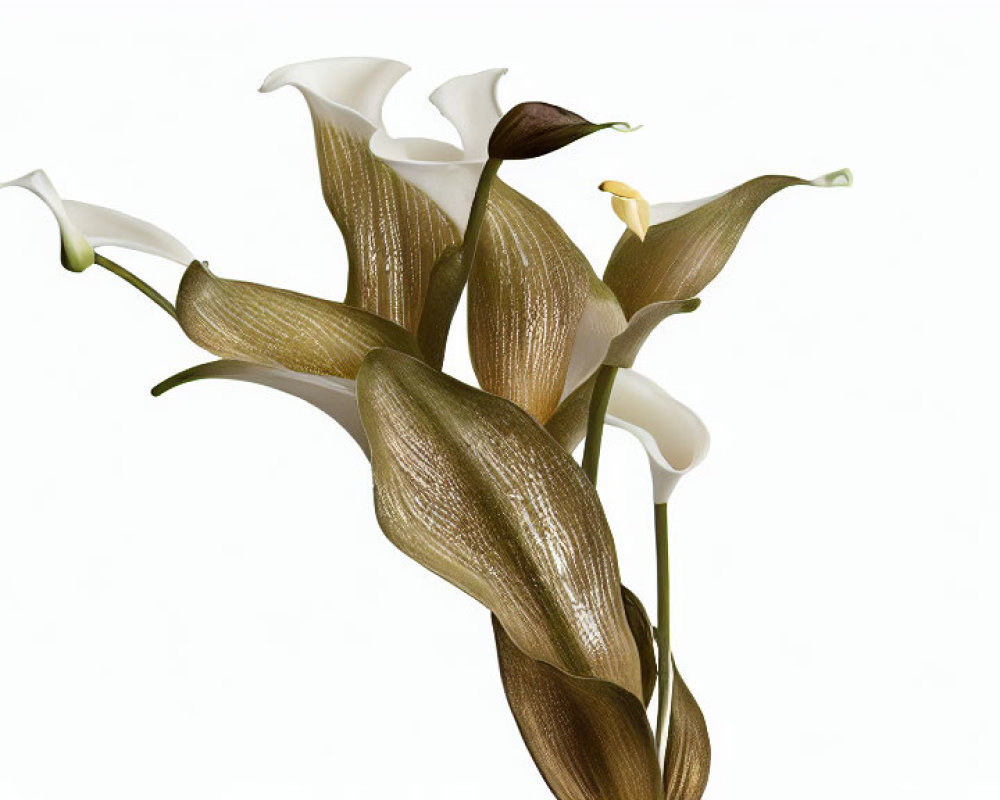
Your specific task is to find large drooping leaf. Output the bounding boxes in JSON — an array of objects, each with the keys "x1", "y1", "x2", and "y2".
[
  {"x1": 665, "y1": 662, "x2": 711, "y2": 800},
  {"x1": 151, "y1": 359, "x2": 368, "y2": 455},
  {"x1": 604, "y1": 170, "x2": 852, "y2": 318},
  {"x1": 494, "y1": 616, "x2": 663, "y2": 800},
  {"x1": 260, "y1": 57, "x2": 460, "y2": 334},
  {"x1": 468, "y1": 180, "x2": 602, "y2": 422},
  {"x1": 176, "y1": 261, "x2": 420, "y2": 378},
  {"x1": 357, "y1": 348, "x2": 642, "y2": 697}
]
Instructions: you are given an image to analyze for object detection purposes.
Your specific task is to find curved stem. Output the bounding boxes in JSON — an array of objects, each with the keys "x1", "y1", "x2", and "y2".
[
  {"x1": 417, "y1": 157, "x2": 501, "y2": 368},
  {"x1": 461, "y1": 157, "x2": 502, "y2": 275},
  {"x1": 94, "y1": 254, "x2": 177, "y2": 320},
  {"x1": 581, "y1": 364, "x2": 618, "y2": 485},
  {"x1": 653, "y1": 501, "x2": 673, "y2": 765}
]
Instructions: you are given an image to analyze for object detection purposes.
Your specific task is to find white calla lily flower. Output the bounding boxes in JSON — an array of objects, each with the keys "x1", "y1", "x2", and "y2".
[
  {"x1": 1, "y1": 169, "x2": 194, "y2": 271},
  {"x1": 260, "y1": 57, "x2": 506, "y2": 233},
  {"x1": 605, "y1": 369, "x2": 709, "y2": 503}
]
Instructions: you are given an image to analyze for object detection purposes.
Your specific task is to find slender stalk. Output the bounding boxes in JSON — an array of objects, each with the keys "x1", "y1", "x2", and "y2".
[
  {"x1": 460, "y1": 157, "x2": 502, "y2": 278},
  {"x1": 653, "y1": 501, "x2": 673, "y2": 765},
  {"x1": 94, "y1": 254, "x2": 177, "y2": 320},
  {"x1": 417, "y1": 157, "x2": 502, "y2": 367},
  {"x1": 581, "y1": 364, "x2": 618, "y2": 485}
]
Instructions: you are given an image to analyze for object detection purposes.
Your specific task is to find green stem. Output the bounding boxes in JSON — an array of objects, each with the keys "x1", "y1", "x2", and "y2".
[
  {"x1": 581, "y1": 364, "x2": 618, "y2": 485},
  {"x1": 460, "y1": 157, "x2": 502, "y2": 279},
  {"x1": 417, "y1": 157, "x2": 501, "y2": 368},
  {"x1": 653, "y1": 501, "x2": 672, "y2": 764},
  {"x1": 94, "y1": 254, "x2": 177, "y2": 320}
]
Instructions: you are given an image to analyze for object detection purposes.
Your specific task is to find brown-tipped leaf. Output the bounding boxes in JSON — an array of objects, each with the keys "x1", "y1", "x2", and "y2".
[
  {"x1": 604, "y1": 170, "x2": 852, "y2": 318},
  {"x1": 357, "y1": 349, "x2": 642, "y2": 697},
  {"x1": 665, "y1": 662, "x2": 712, "y2": 800},
  {"x1": 489, "y1": 102, "x2": 633, "y2": 160},
  {"x1": 176, "y1": 261, "x2": 421, "y2": 378},
  {"x1": 494, "y1": 616, "x2": 663, "y2": 800}
]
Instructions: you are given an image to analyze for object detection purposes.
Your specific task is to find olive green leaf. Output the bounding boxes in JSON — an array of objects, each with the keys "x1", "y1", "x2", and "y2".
[
  {"x1": 604, "y1": 170, "x2": 852, "y2": 319},
  {"x1": 488, "y1": 101, "x2": 636, "y2": 160},
  {"x1": 260, "y1": 58, "x2": 460, "y2": 334},
  {"x1": 665, "y1": 661, "x2": 711, "y2": 800},
  {"x1": 468, "y1": 180, "x2": 616, "y2": 423},
  {"x1": 494, "y1": 615, "x2": 663, "y2": 800},
  {"x1": 622, "y1": 586, "x2": 657, "y2": 707},
  {"x1": 176, "y1": 261, "x2": 420, "y2": 378},
  {"x1": 151, "y1": 359, "x2": 368, "y2": 455},
  {"x1": 604, "y1": 298, "x2": 700, "y2": 368},
  {"x1": 357, "y1": 348, "x2": 642, "y2": 697}
]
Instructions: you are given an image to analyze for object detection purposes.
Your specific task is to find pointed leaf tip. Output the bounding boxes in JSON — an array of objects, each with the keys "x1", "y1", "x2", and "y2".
[{"x1": 488, "y1": 101, "x2": 634, "y2": 160}]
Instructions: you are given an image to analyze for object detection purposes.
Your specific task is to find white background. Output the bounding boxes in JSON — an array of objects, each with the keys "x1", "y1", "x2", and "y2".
[{"x1": 1, "y1": 1, "x2": 997, "y2": 798}]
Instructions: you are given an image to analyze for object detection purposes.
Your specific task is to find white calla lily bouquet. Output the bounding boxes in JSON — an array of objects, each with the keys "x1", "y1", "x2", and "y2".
[{"x1": 2, "y1": 56, "x2": 850, "y2": 799}]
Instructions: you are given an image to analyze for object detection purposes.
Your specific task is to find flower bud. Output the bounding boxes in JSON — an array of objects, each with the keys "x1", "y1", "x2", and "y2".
[{"x1": 488, "y1": 102, "x2": 636, "y2": 160}]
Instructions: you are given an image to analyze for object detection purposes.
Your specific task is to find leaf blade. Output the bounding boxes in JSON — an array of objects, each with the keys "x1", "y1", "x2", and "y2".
[
  {"x1": 357, "y1": 349, "x2": 642, "y2": 697},
  {"x1": 494, "y1": 616, "x2": 663, "y2": 800}
]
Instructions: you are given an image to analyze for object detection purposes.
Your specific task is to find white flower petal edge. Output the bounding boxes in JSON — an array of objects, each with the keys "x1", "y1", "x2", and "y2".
[
  {"x1": 261, "y1": 57, "x2": 507, "y2": 233},
  {"x1": 373, "y1": 68, "x2": 507, "y2": 232},
  {"x1": 1, "y1": 170, "x2": 194, "y2": 269},
  {"x1": 259, "y1": 56, "x2": 411, "y2": 137},
  {"x1": 154, "y1": 361, "x2": 369, "y2": 457},
  {"x1": 561, "y1": 281, "x2": 627, "y2": 401},
  {"x1": 605, "y1": 369, "x2": 710, "y2": 503},
  {"x1": 648, "y1": 168, "x2": 853, "y2": 225}
]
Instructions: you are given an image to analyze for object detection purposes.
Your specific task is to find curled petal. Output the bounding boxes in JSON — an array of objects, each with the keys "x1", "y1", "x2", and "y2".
[
  {"x1": 605, "y1": 370, "x2": 709, "y2": 503},
  {"x1": 665, "y1": 662, "x2": 711, "y2": 800},
  {"x1": 357, "y1": 349, "x2": 643, "y2": 697},
  {"x1": 1, "y1": 169, "x2": 193, "y2": 271},
  {"x1": 544, "y1": 302, "x2": 700, "y2": 452},
  {"x1": 493, "y1": 616, "x2": 663, "y2": 800},
  {"x1": 488, "y1": 102, "x2": 636, "y2": 160},
  {"x1": 468, "y1": 180, "x2": 597, "y2": 422},
  {"x1": 152, "y1": 360, "x2": 367, "y2": 456},
  {"x1": 604, "y1": 169, "x2": 853, "y2": 318},
  {"x1": 561, "y1": 276, "x2": 628, "y2": 401},
  {"x1": 430, "y1": 68, "x2": 507, "y2": 160},
  {"x1": 259, "y1": 56, "x2": 409, "y2": 134},
  {"x1": 372, "y1": 67, "x2": 508, "y2": 229},
  {"x1": 261, "y1": 57, "x2": 460, "y2": 333},
  {"x1": 176, "y1": 261, "x2": 421, "y2": 378}
]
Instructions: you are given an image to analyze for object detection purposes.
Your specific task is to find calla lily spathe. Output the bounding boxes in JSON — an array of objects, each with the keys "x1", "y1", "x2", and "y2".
[
  {"x1": 606, "y1": 369, "x2": 710, "y2": 503},
  {"x1": 0, "y1": 169, "x2": 194, "y2": 270}
]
